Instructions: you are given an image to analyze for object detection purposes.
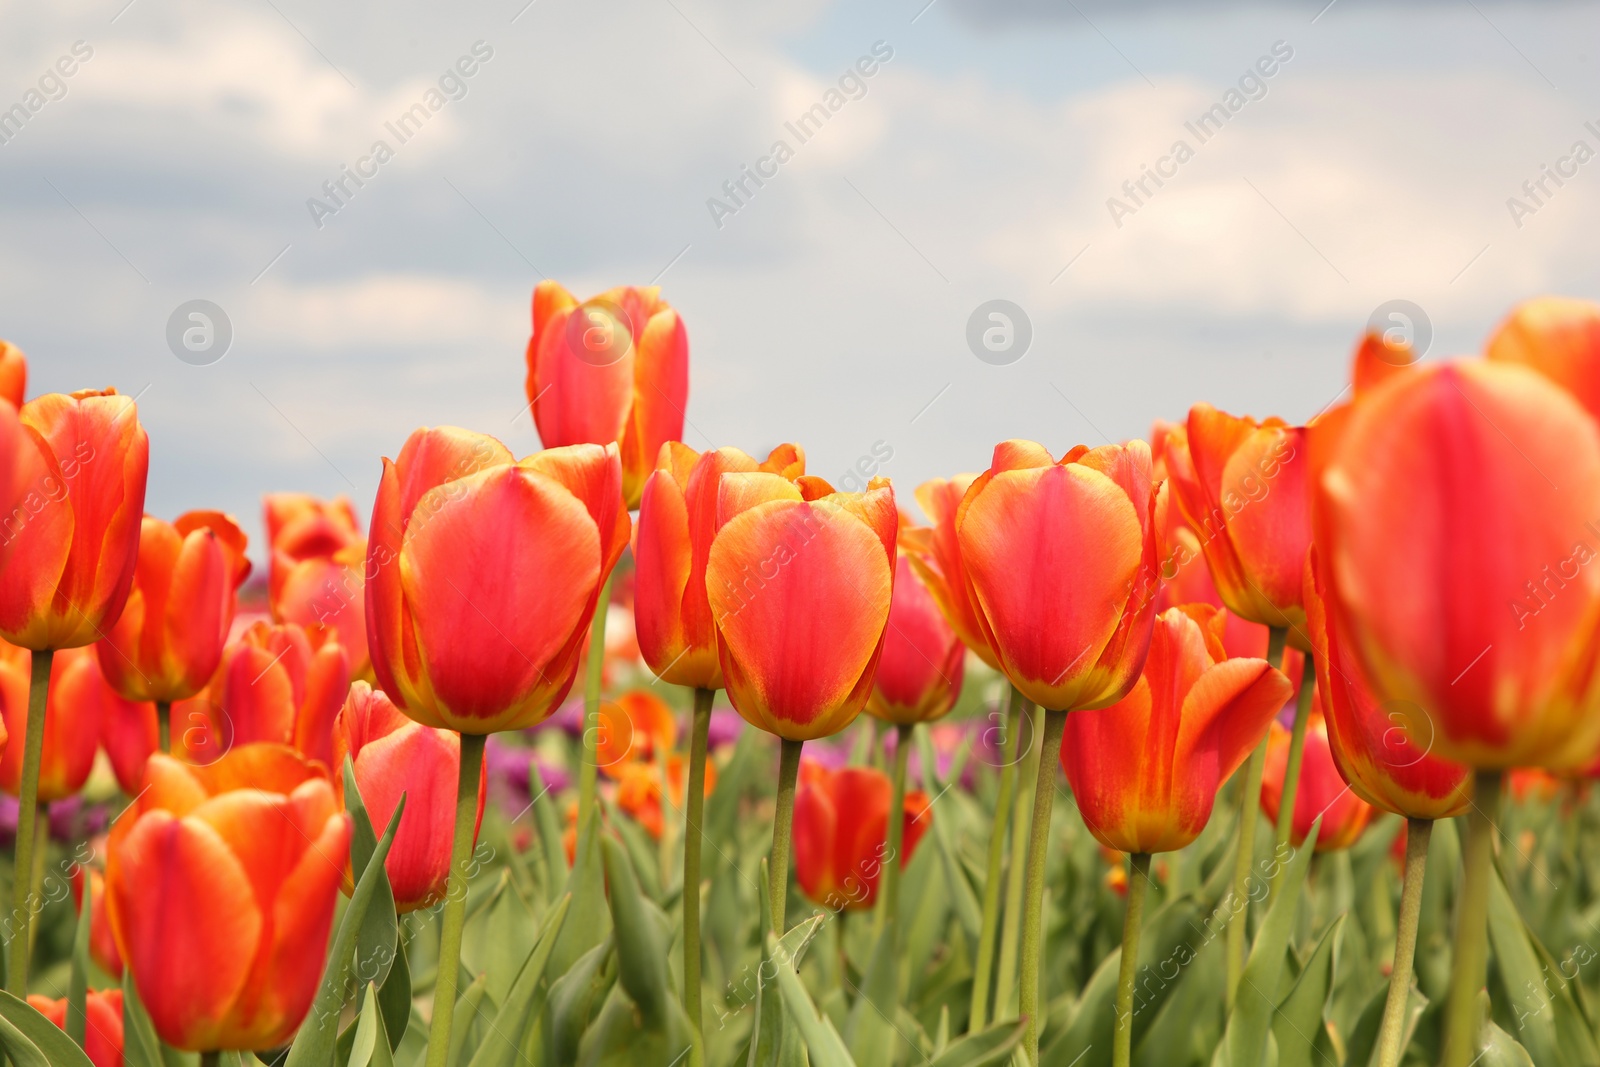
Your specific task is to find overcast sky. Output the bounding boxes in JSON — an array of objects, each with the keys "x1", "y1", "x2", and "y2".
[{"x1": 2, "y1": 0, "x2": 1597, "y2": 560}]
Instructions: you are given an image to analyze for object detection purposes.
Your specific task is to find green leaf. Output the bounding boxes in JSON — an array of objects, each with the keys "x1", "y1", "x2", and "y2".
[
  {"x1": 283, "y1": 794, "x2": 406, "y2": 1067},
  {"x1": 917, "y1": 727, "x2": 981, "y2": 945},
  {"x1": 1343, "y1": 983, "x2": 1426, "y2": 1067},
  {"x1": 746, "y1": 911, "x2": 826, "y2": 1067},
  {"x1": 547, "y1": 804, "x2": 612, "y2": 981},
  {"x1": 1271, "y1": 914, "x2": 1344, "y2": 1067},
  {"x1": 344, "y1": 759, "x2": 399, "y2": 992},
  {"x1": 543, "y1": 937, "x2": 617, "y2": 1066},
  {"x1": 0, "y1": 990, "x2": 96, "y2": 1067},
  {"x1": 447, "y1": 972, "x2": 491, "y2": 1067},
  {"x1": 925, "y1": 1018, "x2": 1027, "y2": 1067},
  {"x1": 845, "y1": 916, "x2": 899, "y2": 1066},
  {"x1": 67, "y1": 865, "x2": 91, "y2": 1046},
  {"x1": 347, "y1": 985, "x2": 396, "y2": 1067},
  {"x1": 120, "y1": 971, "x2": 163, "y2": 1067},
  {"x1": 769, "y1": 929, "x2": 857, "y2": 1067},
  {"x1": 1212, "y1": 819, "x2": 1320, "y2": 1067},
  {"x1": 528, "y1": 760, "x2": 569, "y2": 901},
  {"x1": 600, "y1": 834, "x2": 671, "y2": 1025},
  {"x1": 1477, "y1": 1019, "x2": 1537, "y2": 1066},
  {"x1": 466, "y1": 892, "x2": 572, "y2": 1067},
  {"x1": 1487, "y1": 861, "x2": 1600, "y2": 1067},
  {"x1": 375, "y1": 936, "x2": 411, "y2": 1052}
]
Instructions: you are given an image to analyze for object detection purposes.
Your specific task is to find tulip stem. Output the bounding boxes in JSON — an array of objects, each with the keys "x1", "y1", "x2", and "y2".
[
  {"x1": 1443, "y1": 772, "x2": 1500, "y2": 1067},
  {"x1": 1376, "y1": 818, "x2": 1432, "y2": 1067},
  {"x1": 423, "y1": 731, "x2": 487, "y2": 1067},
  {"x1": 970, "y1": 686, "x2": 1024, "y2": 1030},
  {"x1": 1113, "y1": 853, "x2": 1151, "y2": 1067},
  {"x1": 681, "y1": 687, "x2": 713, "y2": 1040},
  {"x1": 200, "y1": 1054, "x2": 220, "y2": 1067},
  {"x1": 1225, "y1": 624, "x2": 1284, "y2": 1010},
  {"x1": 995, "y1": 697, "x2": 1039, "y2": 1020},
  {"x1": 6, "y1": 649, "x2": 53, "y2": 997},
  {"x1": 577, "y1": 573, "x2": 614, "y2": 845},
  {"x1": 156, "y1": 699, "x2": 171, "y2": 755},
  {"x1": 768, "y1": 739, "x2": 804, "y2": 934},
  {"x1": 877, "y1": 723, "x2": 913, "y2": 942},
  {"x1": 1020, "y1": 708, "x2": 1067, "y2": 1065},
  {"x1": 1271, "y1": 653, "x2": 1317, "y2": 872}
]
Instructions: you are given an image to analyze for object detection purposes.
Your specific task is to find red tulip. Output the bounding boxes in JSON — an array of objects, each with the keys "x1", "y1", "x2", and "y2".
[
  {"x1": 903, "y1": 475, "x2": 1000, "y2": 669},
  {"x1": 264, "y1": 493, "x2": 370, "y2": 678},
  {"x1": 1061, "y1": 605, "x2": 1290, "y2": 853},
  {"x1": 366, "y1": 429, "x2": 630, "y2": 733},
  {"x1": 1485, "y1": 296, "x2": 1600, "y2": 419},
  {"x1": 0, "y1": 340, "x2": 24, "y2": 408},
  {"x1": 105, "y1": 744, "x2": 350, "y2": 1053},
  {"x1": 866, "y1": 554, "x2": 965, "y2": 725},
  {"x1": 0, "y1": 390, "x2": 148, "y2": 651},
  {"x1": 524, "y1": 282, "x2": 689, "y2": 507},
  {"x1": 28, "y1": 989, "x2": 123, "y2": 1067},
  {"x1": 705, "y1": 473, "x2": 897, "y2": 740},
  {"x1": 96, "y1": 512, "x2": 250, "y2": 704},
  {"x1": 1314, "y1": 361, "x2": 1600, "y2": 769},
  {"x1": 190, "y1": 621, "x2": 350, "y2": 767},
  {"x1": 101, "y1": 696, "x2": 161, "y2": 795},
  {"x1": 793, "y1": 761, "x2": 931, "y2": 911},
  {"x1": 957, "y1": 440, "x2": 1160, "y2": 712},
  {"x1": 633, "y1": 442, "x2": 805, "y2": 689},
  {"x1": 0, "y1": 645, "x2": 125, "y2": 801},
  {"x1": 1260, "y1": 712, "x2": 1374, "y2": 851},
  {"x1": 332, "y1": 681, "x2": 486, "y2": 912},
  {"x1": 72, "y1": 865, "x2": 124, "y2": 978}
]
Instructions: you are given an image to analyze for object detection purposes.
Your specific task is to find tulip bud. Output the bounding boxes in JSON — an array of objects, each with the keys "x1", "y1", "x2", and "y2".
[
  {"x1": 1260, "y1": 712, "x2": 1374, "y2": 852},
  {"x1": 793, "y1": 761, "x2": 930, "y2": 911},
  {"x1": 865, "y1": 554, "x2": 965, "y2": 725}
]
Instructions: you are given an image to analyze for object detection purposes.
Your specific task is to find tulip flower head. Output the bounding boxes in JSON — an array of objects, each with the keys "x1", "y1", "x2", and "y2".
[
  {"x1": 866, "y1": 553, "x2": 965, "y2": 725},
  {"x1": 594, "y1": 689, "x2": 678, "y2": 774},
  {"x1": 0, "y1": 340, "x2": 24, "y2": 408},
  {"x1": 793, "y1": 761, "x2": 931, "y2": 911},
  {"x1": 366, "y1": 428, "x2": 630, "y2": 734},
  {"x1": 29, "y1": 989, "x2": 122, "y2": 1067},
  {"x1": 957, "y1": 440, "x2": 1161, "y2": 712},
  {"x1": 1061, "y1": 604, "x2": 1291, "y2": 854},
  {"x1": 264, "y1": 493, "x2": 370, "y2": 678},
  {"x1": 633, "y1": 442, "x2": 805, "y2": 689},
  {"x1": 705, "y1": 473, "x2": 897, "y2": 741},
  {"x1": 1485, "y1": 296, "x2": 1600, "y2": 420},
  {"x1": 524, "y1": 282, "x2": 689, "y2": 507},
  {"x1": 615, "y1": 753, "x2": 717, "y2": 839},
  {"x1": 72, "y1": 864, "x2": 124, "y2": 978},
  {"x1": 194, "y1": 621, "x2": 351, "y2": 767},
  {"x1": 0, "y1": 645, "x2": 122, "y2": 801},
  {"x1": 105, "y1": 744, "x2": 350, "y2": 1052},
  {"x1": 902, "y1": 474, "x2": 1000, "y2": 670},
  {"x1": 1260, "y1": 711, "x2": 1374, "y2": 852}
]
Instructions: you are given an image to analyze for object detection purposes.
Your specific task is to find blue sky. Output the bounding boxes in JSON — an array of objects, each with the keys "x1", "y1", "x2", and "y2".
[{"x1": 2, "y1": 0, "x2": 1597, "y2": 560}]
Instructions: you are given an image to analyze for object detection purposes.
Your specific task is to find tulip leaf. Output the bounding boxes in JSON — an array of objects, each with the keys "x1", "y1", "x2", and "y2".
[
  {"x1": 283, "y1": 794, "x2": 406, "y2": 1067},
  {"x1": 344, "y1": 758, "x2": 399, "y2": 991},
  {"x1": 347, "y1": 984, "x2": 395, "y2": 1067},
  {"x1": 769, "y1": 928, "x2": 857, "y2": 1067},
  {"x1": 543, "y1": 937, "x2": 617, "y2": 1066},
  {"x1": 1271, "y1": 913, "x2": 1344, "y2": 1067},
  {"x1": 528, "y1": 760, "x2": 568, "y2": 900},
  {"x1": 547, "y1": 803, "x2": 612, "y2": 981},
  {"x1": 0, "y1": 990, "x2": 95, "y2": 1067},
  {"x1": 1212, "y1": 818, "x2": 1320, "y2": 1067},
  {"x1": 466, "y1": 892, "x2": 572, "y2": 1067},
  {"x1": 924, "y1": 1017, "x2": 1027, "y2": 1067},
  {"x1": 746, "y1": 905, "x2": 823, "y2": 1067},
  {"x1": 119, "y1": 970, "x2": 164, "y2": 1067},
  {"x1": 67, "y1": 867, "x2": 91, "y2": 1046},
  {"x1": 1477, "y1": 1019, "x2": 1537, "y2": 1067},
  {"x1": 447, "y1": 971, "x2": 491, "y2": 1067},
  {"x1": 845, "y1": 916, "x2": 900, "y2": 1066},
  {"x1": 375, "y1": 934, "x2": 411, "y2": 1052},
  {"x1": 1343, "y1": 983, "x2": 1426, "y2": 1067}
]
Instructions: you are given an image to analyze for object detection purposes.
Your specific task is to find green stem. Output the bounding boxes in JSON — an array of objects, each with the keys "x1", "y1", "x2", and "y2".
[
  {"x1": 970, "y1": 686, "x2": 1024, "y2": 1030},
  {"x1": 6, "y1": 649, "x2": 53, "y2": 996},
  {"x1": 1443, "y1": 772, "x2": 1500, "y2": 1067},
  {"x1": 995, "y1": 697, "x2": 1039, "y2": 1019},
  {"x1": 768, "y1": 739, "x2": 804, "y2": 935},
  {"x1": 200, "y1": 1053, "x2": 220, "y2": 1067},
  {"x1": 1020, "y1": 708, "x2": 1067, "y2": 1065},
  {"x1": 877, "y1": 723, "x2": 913, "y2": 939},
  {"x1": 1225, "y1": 624, "x2": 1284, "y2": 1010},
  {"x1": 682, "y1": 687, "x2": 713, "y2": 1039},
  {"x1": 1271, "y1": 652, "x2": 1318, "y2": 869},
  {"x1": 1113, "y1": 853, "x2": 1152, "y2": 1067},
  {"x1": 423, "y1": 731, "x2": 487, "y2": 1067},
  {"x1": 1376, "y1": 818, "x2": 1432, "y2": 1067},
  {"x1": 156, "y1": 699, "x2": 171, "y2": 756},
  {"x1": 577, "y1": 573, "x2": 614, "y2": 844}
]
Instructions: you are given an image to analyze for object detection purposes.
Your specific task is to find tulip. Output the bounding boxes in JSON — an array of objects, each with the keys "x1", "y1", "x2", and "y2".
[
  {"x1": 1313, "y1": 358, "x2": 1600, "y2": 1067},
  {"x1": 28, "y1": 989, "x2": 123, "y2": 1067},
  {"x1": 615, "y1": 754, "x2": 718, "y2": 840},
  {"x1": 0, "y1": 645, "x2": 117, "y2": 801},
  {"x1": 0, "y1": 340, "x2": 24, "y2": 408},
  {"x1": 72, "y1": 865, "x2": 124, "y2": 978},
  {"x1": 902, "y1": 475, "x2": 1000, "y2": 670},
  {"x1": 1259, "y1": 712, "x2": 1373, "y2": 851},
  {"x1": 104, "y1": 744, "x2": 349, "y2": 1053},
  {"x1": 332, "y1": 681, "x2": 487, "y2": 912},
  {"x1": 95, "y1": 511, "x2": 251, "y2": 751},
  {"x1": 956, "y1": 439, "x2": 1160, "y2": 1061},
  {"x1": 866, "y1": 555, "x2": 965, "y2": 727},
  {"x1": 1485, "y1": 295, "x2": 1600, "y2": 419},
  {"x1": 101, "y1": 697, "x2": 161, "y2": 796},
  {"x1": 265, "y1": 493, "x2": 370, "y2": 678},
  {"x1": 523, "y1": 281, "x2": 689, "y2": 508},
  {"x1": 0, "y1": 389, "x2": 147, "y2": 995},
  {"x1": 594, "y1": 689, "x2": 677, "y2": 774},
  {"x1": 792, "y1": 762, "x2": 930, "y2": 912}
]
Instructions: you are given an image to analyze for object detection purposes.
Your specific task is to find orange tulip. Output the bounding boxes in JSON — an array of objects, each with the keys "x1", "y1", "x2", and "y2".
[
  {"x1": 73, "y1": 865, "x2": 124, "y2": 978},
  {"x1": 1304, "y1": 552, "x2": 1471, "y2": 820},
  {"x1": 1164, "y1": 405, "x2": 1311, "y2": 643},
  {"x1": 1351, "y1": 329, "x2": 1419, "y2": 397},
  {"x1": 615, "y1": 754, "x2": 717, "y2": 839},
  {"x1": 1315, "y1": 361, "x2": 1600, "y2": 769},
  {"x1": 1060, "y1": 605, "x2": 1290, "y2": 854},
  {"x1": 367, "y1": 429, "x2": 630, "y2": 734},
  {"x1": 0, "y1": 390, "x2": 148, "y2": 651},
  {"x1": 957, "y1": 440, "x2": 1161, "y2": 712},
  {"x1": 705, "y1": 473, "x2": 897, "y2": 741},
  {"x1": 865, "y1": 554, "x2": 965, "y2": 725},
  {"x1": 1485, "y1": 296, "x2": 1600, "y2": 419},
  {"x1": 0, "y1": 340, "x2": 24, "y2": 408},
  {"x1": 1260, "y1": 712, "x2": 1374, "y2": 851},
  {"x1": 524, "y1": 282, "x2": 689, "y2": 507},
  {"x1": 595, "y1": 689, "x2": 678, "y2": 774},
  {"x1": 264, "y1": 493, "x2": 370, "y2": 678},
  {"x1": 792, "y1": 762, "x2": 931, "y2": 911},
  {"x1": 633, "y1": 442, "x2": 805, "y2": 689},
  {"x1": 96, "y1": 512, "x2": 250, "y2": 704},
  {"x1": 332, "y1": 681, "x2": 487, "y2": 912},
  {"x1": 903, "y1": 475, "x2": 999, "y2": 669},
  {"x1": 105, "y1": 744, "x2": 350, "y2": 1053},
  {"x1": 101, "y1": 696, "x2": 161, "y2": 795},
  {"x1": 0, "y1": 645, "x2": 125, "y2": 801},
  {"x1": 28, "y1": 989, "x2": 123, "y2": 1067}
]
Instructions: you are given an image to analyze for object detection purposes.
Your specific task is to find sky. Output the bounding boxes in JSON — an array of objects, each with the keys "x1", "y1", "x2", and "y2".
[{"x1": 2, "y1": 0, "x2": 1598, "y2": 562}]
